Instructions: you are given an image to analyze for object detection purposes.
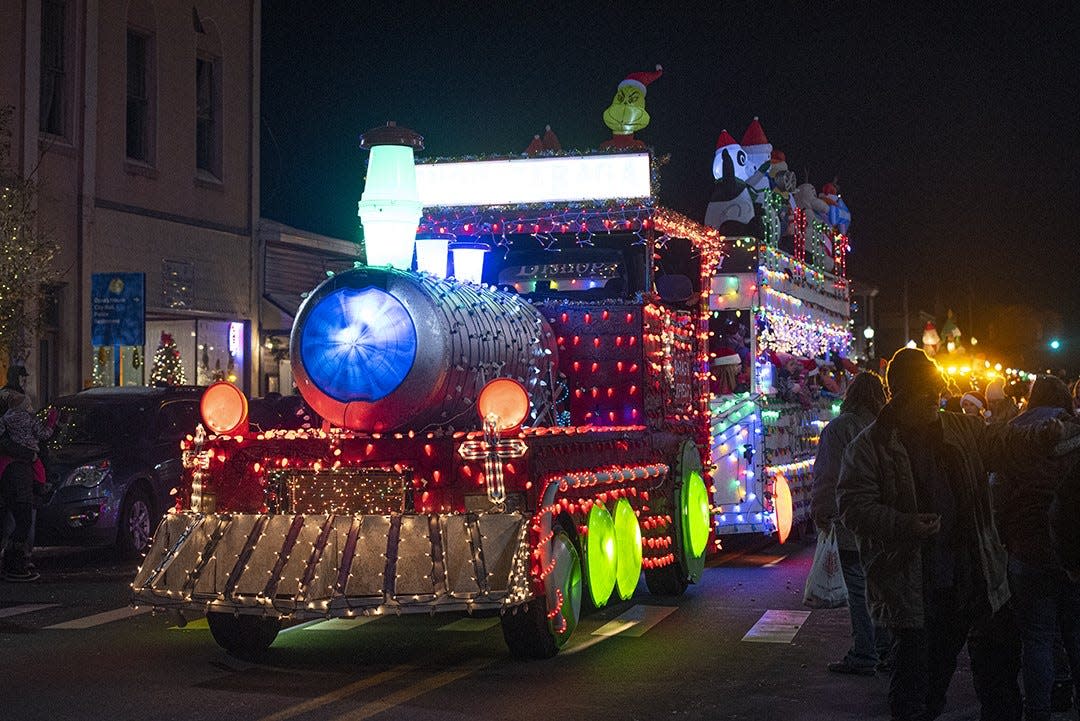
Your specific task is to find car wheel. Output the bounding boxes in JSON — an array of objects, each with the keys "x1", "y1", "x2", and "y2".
[
  {"x1": 117, "y1": 486, "x2": 154, "y2": 558},
  {"x1": 207, "y1": 612, "x2": 281, "y2": 661}
]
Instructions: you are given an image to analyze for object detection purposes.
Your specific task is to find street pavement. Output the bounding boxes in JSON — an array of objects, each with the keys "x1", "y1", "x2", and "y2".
[{"x1": 1, "y1": 537, "x2": 1070, "y2": 720}]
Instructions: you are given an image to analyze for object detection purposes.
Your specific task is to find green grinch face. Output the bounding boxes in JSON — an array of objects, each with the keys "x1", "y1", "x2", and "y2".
[{"x1": 603, "y1": 85, "x2": 650, "y2": 135}]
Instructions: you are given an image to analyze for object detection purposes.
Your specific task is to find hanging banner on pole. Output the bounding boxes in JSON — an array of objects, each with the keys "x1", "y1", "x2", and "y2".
[{"x1": 91, "y1": 273, "x2": 145, "y2": 347}]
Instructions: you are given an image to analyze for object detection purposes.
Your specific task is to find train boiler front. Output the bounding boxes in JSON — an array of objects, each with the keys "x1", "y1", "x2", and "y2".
[{"x1": 290, "y1": 266, "x2": 558, "y2": 434}]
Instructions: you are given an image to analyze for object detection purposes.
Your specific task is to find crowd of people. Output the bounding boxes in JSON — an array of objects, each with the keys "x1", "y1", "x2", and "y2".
[{"x1": 813, "y1": 347, "x2": 1080, "y2": 721}]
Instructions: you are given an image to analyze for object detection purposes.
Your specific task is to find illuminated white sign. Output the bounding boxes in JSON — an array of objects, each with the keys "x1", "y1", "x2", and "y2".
[{"x1": 415, "y1": 153, "x2": 652, "y2": 208}]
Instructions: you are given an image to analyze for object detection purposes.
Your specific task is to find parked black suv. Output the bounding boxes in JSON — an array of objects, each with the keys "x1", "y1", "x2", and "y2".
[{"x1": 38, "y1": 386, "x2": 204, "y2": 556}]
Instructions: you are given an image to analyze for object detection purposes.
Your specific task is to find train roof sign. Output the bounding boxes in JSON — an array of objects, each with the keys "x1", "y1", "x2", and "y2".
[{"x1": 416, "y1": 152, "x2": 652, "y2": 208}]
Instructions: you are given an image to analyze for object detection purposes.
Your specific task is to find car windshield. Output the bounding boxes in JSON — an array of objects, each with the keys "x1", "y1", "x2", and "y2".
[{"x1": 47, "y1": 402, "x2": 142, "y2": 446}]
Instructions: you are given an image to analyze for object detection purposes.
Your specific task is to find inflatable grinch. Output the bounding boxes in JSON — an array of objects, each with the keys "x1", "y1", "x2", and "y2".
[{"x1": 600, "y1": 65, "x2": 662, "y2": 150}]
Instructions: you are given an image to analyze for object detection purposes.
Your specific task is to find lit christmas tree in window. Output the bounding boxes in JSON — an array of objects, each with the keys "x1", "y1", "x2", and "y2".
[{"x1": 149, "y1": 331, "x2": 185, "y2": 386}]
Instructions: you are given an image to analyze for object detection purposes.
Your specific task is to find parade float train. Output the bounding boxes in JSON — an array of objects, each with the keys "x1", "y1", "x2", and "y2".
[{"x1": 132, "y1": 128, "x2": 852, "y2": 659}]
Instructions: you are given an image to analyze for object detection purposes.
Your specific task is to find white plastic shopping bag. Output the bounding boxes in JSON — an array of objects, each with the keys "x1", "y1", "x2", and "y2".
[{"x1": 803, "y1": 527, "x2": 848, "y2": 609}]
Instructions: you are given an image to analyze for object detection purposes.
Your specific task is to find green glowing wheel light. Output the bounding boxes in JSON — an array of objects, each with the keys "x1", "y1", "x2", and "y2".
[
  {"x1": 546, "y1": 532, "x2": 582, "y2": 647},
  {"x1": 613, "y1": 498, "x2": 643, "y2": 600},
  {"x1": 586, "y1": 503, "x2": 617, "y2": 607},
  {"x1": 683, "y1": 469, "x2": 711, "y2": 560}
]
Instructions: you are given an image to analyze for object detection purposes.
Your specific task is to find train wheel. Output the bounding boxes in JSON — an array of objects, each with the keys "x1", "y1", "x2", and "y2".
[
  {"x1": 206, "y1": 612, "x2": 281, "y2": 661},
  {"x1": 501, "y1": 531, "x2": 582, "y2": 659},
  {"x1": 645, "y1": 441, "x2": 709, "y2": 596},
  {"x1": 584, "y1": 503, "x2": 617, "y2": 608},
  {"x1": 613, "y1": 498, "x2": 643, "y2": 600}
]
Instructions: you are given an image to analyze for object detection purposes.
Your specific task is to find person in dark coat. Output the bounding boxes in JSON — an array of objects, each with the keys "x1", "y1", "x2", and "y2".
[
  {"x1": 0, "y1": 364, "x2": 29, "y2": 409},
  {"x1": 995, "y1": 376, "x2": 1080, "y2": 721},
  {"x1": 837, "y1": 348, "x2": 1064, "y2": 721},
  {"x1": 811, "y1": 370, "x2": 889, "y2": 675},
  {"x1": 0, "y1": 388, "x2": 49, "y2": 582}
]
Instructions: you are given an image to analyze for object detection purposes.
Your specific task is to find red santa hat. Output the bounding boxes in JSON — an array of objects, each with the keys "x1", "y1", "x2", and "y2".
[
  {"x1": 821, "y1": 182, "x2": 838, "y2": 196},
  {"x1": 524, "y1": 134, "x2": 544, "y2": 155},
  {"x1": 741, "y1": 117, "x2": 769, "y2": 146},
  {"x1": 712, "y1": 348, "x2": 742, "y2": 366},
  {"x1": 619, "y1": 64, "x2": 663, "y2": 94},
  {"x1": 715, "y1": 129, "x2": 739, "y2": 151},
  {"x1": 541, "y1": 125, "x2": 562, "y2": 152},
  {"x1": 770, "y1": 149, "x2": 786, "y2": 164}
]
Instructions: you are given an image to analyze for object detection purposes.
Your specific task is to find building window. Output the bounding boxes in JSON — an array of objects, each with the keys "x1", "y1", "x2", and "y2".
[
  {"x1": 195, "y1": 55, "x2": 221, "y2": 178},
  {"x1": 39, "y1": 0, "x2": 66, "y2": 137},
  {"x1": 126, "y1": 31, "x2": 152, "y2": 162}
]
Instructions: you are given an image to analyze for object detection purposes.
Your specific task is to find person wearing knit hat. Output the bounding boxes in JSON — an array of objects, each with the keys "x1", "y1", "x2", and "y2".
[
  {"x1": 836, "y1": 345, "x2": 1067, "y2": 721},
  {"x1": 985, "y1": 378, "x2": 1006, "y2": 404},
  {"x1": 600, "y1": 65, "x2": 662, "y2": 150},
  {"x1": 984, "y1": 378, "x2": 1020, "y2": 422}
]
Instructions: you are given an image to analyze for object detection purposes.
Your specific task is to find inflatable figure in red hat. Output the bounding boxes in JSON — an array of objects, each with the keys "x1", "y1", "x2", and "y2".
[
  {"x1": 704, "y1": 129, "x2": 756, "y2": 231},
  {"x1": 600, "y1": 65, "x2": 662, "y2": 150}
]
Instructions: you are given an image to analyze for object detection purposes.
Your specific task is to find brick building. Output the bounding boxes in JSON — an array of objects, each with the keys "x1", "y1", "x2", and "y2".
[{"x1": 1, "y1": 0, "x2": 262, "y2": 401}]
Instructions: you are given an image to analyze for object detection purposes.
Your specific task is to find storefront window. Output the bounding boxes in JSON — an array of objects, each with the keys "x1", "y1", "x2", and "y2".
[
  {"x1": 89, "y1": 345, "x2": 148, "y2": 388},
  {"x1": 86, "y1": 318, "x2": 250, "y2": 391}
]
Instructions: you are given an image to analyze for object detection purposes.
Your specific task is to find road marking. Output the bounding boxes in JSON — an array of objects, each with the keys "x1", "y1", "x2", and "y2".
[
  {"x1": 254, "y1": 666, "x2": 417, "y2": 721},
  {"x1": 438, "y1": 617, "x2": 499, "y2": 632},
  {"x1": 762, "y1": 555, "x2": 788, "y2": 567},
  {"x1": 304, "y1": 618, "x2": 376, "y2": 632},
  {"x1": 45, "y1": 605, "x2": 151, "y2": 630},
  {"x1": 741, "y1": 609, "x2": 812, "y2": 643},
  {"x1": 278, "y1": 619, "x2": 322, "y2": 635},
  {"x1": 592, "y1": 604, "x2": 677, "y2": 638},
  {"x1": 329, "y1": 658, "x2": 492, "y2": 721},
  {"x1": 0, "y1": 603, "x2": 59, "y2": 618},
  {"x1": 562, "y1": 634, "x2": 610, "y2": 655}
]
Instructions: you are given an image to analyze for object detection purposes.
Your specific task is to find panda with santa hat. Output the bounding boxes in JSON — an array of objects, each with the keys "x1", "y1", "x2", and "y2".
[{"x1": 704, "y1": 130, "x2": 757, "y2": 233}]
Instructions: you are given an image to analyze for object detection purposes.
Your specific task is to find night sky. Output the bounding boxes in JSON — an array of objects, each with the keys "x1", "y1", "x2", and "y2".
[{"x1": 261, "y1": 2, "x2": 1080, "y2": 372}]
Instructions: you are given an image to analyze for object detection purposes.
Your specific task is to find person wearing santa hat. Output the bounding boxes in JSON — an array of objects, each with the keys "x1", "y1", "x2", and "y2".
[
  {"x1": 600, "y1": 65, "x2": 662, "y2": 150},
  {"x1": 711, "y1": 347, "x2": 742, "y2": 396},
  {"x1": 961, "y1": 390, "x2": 987, "y2": 418}
]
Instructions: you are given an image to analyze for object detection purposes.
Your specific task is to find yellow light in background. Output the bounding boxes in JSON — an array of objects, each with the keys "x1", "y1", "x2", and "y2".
[{"x1": 947, "y1": 366, "x2": 958, "y2": 375}]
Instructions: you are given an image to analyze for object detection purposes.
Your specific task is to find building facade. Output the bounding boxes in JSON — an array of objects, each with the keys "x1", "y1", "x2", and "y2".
[{"x1": 1, "y1": 0, "x2": 261, "y2": 402}]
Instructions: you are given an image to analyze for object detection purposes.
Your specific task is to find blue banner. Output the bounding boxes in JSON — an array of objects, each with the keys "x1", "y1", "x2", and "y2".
[{"x1": 91, "y1": 273, "x2": 145, "y2": 346}]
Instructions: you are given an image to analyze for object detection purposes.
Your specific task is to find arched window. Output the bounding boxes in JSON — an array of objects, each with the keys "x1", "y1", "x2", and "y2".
[
  {"x1": 193, "y1": 9, "x2": 222, "y2": 180},
  {"x1": 125, "y1": 0, "x2": 156, "y2": 163}
]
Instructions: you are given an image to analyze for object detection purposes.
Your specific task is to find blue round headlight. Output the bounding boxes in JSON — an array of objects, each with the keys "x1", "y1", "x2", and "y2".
[{"x1": 299, "y1": 286, "x2": 417, "y2": 402}]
